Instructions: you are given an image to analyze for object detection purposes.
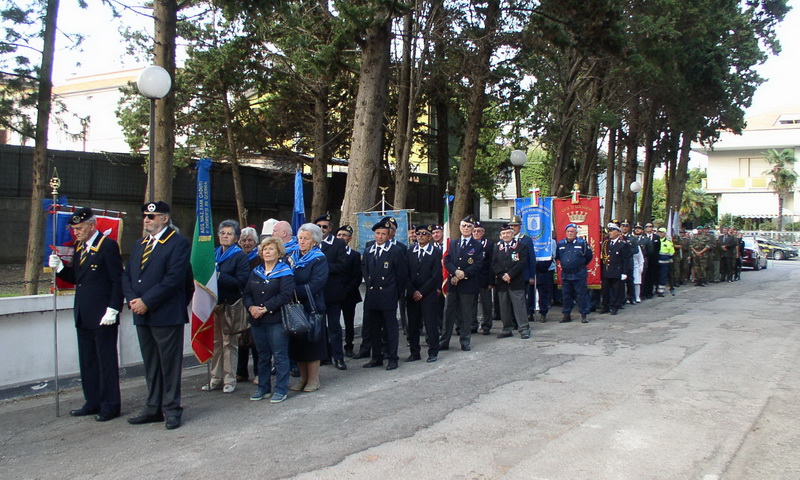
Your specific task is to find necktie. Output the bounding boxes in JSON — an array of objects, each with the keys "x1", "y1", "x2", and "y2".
[
  {"x1": 80, "y1": 242, "x2": 89, "y2": 266},
  {"x1": 461, "y1": 239, "x2": 467, "y2": 249},
  {"x1": 141, "y1": 237, "x2": 154, "y2": 268}
]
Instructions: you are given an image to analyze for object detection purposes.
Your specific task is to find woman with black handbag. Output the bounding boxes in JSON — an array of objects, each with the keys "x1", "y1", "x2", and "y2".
[
  {"x1": 287, "y1": 223, "x2": 329, "y2": 392},
  {"x1": 202, "y1": 220, "x2": 250, "y2": 394},
  {"x1": 243, "y1": 237, "x2": 295, "y2": 403}
]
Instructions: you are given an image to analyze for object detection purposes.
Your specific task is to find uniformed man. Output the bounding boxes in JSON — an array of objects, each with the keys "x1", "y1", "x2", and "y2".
[
  {"x1": 49, "y1": 207, "x2": 124, "y2": 421},
  {"x1": 679, "y1": 229, "x2": 692, "y2": 285},
  {"x1": 718, "y1": 226, "x2": 737, "y2": 282},
  {"x1": 472, "y1": 221, "x2": 494, "y2": 334},
  {"x1": 122, "y1": 201, "x2": 193, "y2": 430},
  {"x1": 555, "y1": 223, "x2": 593, "y2": 323},
  {"x1": 313, "y1": 213, "x2": 349, "y2": 370},
  {"x1": 336, "y1": 225, "x2": 362, "y2": 358},
  {"x1": 691, "y1": 225, "x2": 712, "y2": 286},
  {"x1": 599, "y1": 223, "x2": 632, "y2": 316},
  {"x1": 709, "y1": 226, "x2": 721, "y2": 282},
  {"x1": 361, "y1": 219, "x2": 407, "y2": 370},
  {"x1": 508, "y1": 215, "x2": 536, "y2": 323},
  {"x1": 656, "y1": 227, "x2": 675, "y2": 296},
  {"x1": 620, "y1": 220, "x2": 636, "y2": 303},
  {"x1": 492, "y1": 223, "x2": 531, "y2": 338},
  {"x1": 405, "y1": 224, "x2": 442, "y2": 362},
  {"x1": 431, "y1": 224, "x2": 444, "y2": 249},
  {"x1": 440, "y1": 215, "x2": 483, "y2": 351},
  {"x1": 642, "y1": 222, "x2": 660, "y2": 299}
]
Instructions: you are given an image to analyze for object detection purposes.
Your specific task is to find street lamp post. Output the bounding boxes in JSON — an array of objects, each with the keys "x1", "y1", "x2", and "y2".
[
  {"x1": 630, "y1": 181, "x2": 642, "y2": 224},
  {"x1": 136, "y1": 66, "x2": 172, "y2": 202},
  {"x1": 510, "y1": 149, "x2": 528, "y2": 199}
]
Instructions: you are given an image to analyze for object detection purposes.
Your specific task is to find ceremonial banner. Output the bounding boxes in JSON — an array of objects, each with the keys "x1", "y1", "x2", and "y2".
[
  {"x1": 516, "y1": 196, "x2": 554, "y2": 261},
  {"x1": 553, "y1": 196, "x2": 602, "y2": 288},
  {"x1": 441, "y1": 195, "x2": 453, "y2": 294},
  {"x1": 355, "y1": 209, "x2": 410, "y2": 253},
  {"x1": 291, "y1": 169, "x2": 305, "y2": 234},
  {"x1": 190, "y1": 158, "x2": 218, "y2": 364},
  {"x1": 45, "y1": 199, "x2": 124, "y2": 291}
]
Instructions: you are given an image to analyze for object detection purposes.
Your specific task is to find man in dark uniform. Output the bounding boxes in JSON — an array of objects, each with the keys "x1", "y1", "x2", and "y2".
[
  {"x1": 599, "y1": 223, "x2": 633, "y2": 315},
  {"x1": 642, "y1": 222, "x2": 660, "y2": 299},
  {"x1": 620, "y1": 220, "x2": 636, "y2": 303},
  {"x1": 361, "y1": 218, "x2": 407, "y2": 370},
  {"x1": 508, "y1": 215, "x2": 536, "y2": 323},
  {"x1": 314, "y1": 213, "x2": 349, "y2": 370},
  {"x1": 472, "y1": 221, "x2": 494, "y2": 334},
  {"x1": 719, "y1": 226, "x2": 738, "y2": 282},
  {"x1": 336, "y1": 225, "x2": 362, "y2": 358},
  {"x1": 555, "y1": 223, "x2": 593, "y2": 323},
  {"x1": 49, "y1": 207, "x2": 123, "y2": 422},
  {"x1": 122, "y1": 201, "x2": 193, "y2": 430},
  {"x1": 405, "y1": 224, "x2": 443, "y2": 362},
  {"x1": 441, "y1": 215, "x2": 484, "y2": 351},
  {"x1": 492, "y1": 223, "x2": 531, "y2": 339}
]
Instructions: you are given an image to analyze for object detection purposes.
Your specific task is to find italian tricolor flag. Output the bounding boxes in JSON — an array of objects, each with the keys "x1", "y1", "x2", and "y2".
[{"x1": 190, "y1": 158, "x2": 217, "y2": 363}]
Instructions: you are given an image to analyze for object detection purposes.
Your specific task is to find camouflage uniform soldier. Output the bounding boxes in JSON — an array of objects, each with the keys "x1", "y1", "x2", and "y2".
[
  {"x1": 691, "y1": 226, "x2": 712, "y2": 286},
  {"x1": 671, "y1": 233, "x2": 682, "y2": 287},
  {"x1": 709, "y1": 227, "x2": 721, "y2": 282},
  {"x1": 679, "y1": 230, "x2": 691, "y2": 284}
]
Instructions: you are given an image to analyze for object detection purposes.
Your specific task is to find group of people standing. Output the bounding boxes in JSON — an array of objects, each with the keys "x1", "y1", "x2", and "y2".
[{"x1": 49, "y1": 199, "x2": 748, "y2": 430}]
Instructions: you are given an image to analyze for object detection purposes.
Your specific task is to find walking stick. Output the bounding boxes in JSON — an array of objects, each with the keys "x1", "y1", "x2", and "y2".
[{"x1": 49, "y1": 168, "x2": 61, "y2": 416}]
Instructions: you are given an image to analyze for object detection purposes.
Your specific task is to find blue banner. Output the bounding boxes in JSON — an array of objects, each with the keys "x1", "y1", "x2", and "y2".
[
  {"x1": 516, "y1": 196, "x2": 554, "y2": 260},
  {"x1": 292, "y1": 169, "x2": 305, "y2": 234},
  {"x1": 195, "y1": 158, "x2": 213, "y2": 241},
  {"x1": 355, "y1": 210, "x2": 410, "y2": 253},
  {"x1": 43, "y1": 196, "x2": 71, "y2": 263}
]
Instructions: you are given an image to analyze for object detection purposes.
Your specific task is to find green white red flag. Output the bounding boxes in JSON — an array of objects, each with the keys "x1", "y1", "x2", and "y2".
[{"x1": 190, "y1": 158, "x2": 217, "y2": 363}]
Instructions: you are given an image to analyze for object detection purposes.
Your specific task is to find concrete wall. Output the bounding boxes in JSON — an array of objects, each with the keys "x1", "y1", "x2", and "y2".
[{"x1": 0, "y1": 293, "x2": 195, "y2": 391}]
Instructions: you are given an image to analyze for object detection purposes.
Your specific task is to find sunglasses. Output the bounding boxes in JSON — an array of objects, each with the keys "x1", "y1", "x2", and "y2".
[
  {"x1": 417, "y1": 231, "x2": 431, "y2": 236},
  {"x1": 143, "y1": 213, "x2": 164, "y2": 220},
  {"x1": 317, "y1": 224, "x2": 330, "y2": 230}
]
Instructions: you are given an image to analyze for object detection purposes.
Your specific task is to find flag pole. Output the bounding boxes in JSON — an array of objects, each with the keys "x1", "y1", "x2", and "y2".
[{"x1": 49, "y1": 168, "x2": 61, "y2": 416}]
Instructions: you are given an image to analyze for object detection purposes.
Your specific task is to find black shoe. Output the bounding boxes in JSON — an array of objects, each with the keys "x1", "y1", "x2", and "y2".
[
  {"x1": 426, "y1": 354, "x2": 438, "y2": 363},
  {"x1": 560, "y1": 315, "x2": 572, "y2": 323},
  {"x1": 362, "y1": 359, "x2": 383, "y2": 368},
  {"x1": 481, "y1": 329, "x2": 491, "y2": 335},
  {"x1": 581, "y1": 315, "x2": 588, "y2": 323},
  {"x1": 127, "y1": 411, "x2": 164, "y2": 425},
  {"x1": 497, "y1": 332, "x2": 513, "y2": 338},
  {"x1": 290, "y1": 367, "x2": 301, "y2": 377},
  {"x1": 320, "y1": 358, "x2": 333, "y2": 366},
  {"x1": 540, "y1": 314, "x2": 547, "y2": 323},
  {"x1": 344, "y1": 348, "x2": 354, "y2": 358},
  {"x1": 95, "y1": 412, "x2": 119, "y2": 422},
  {"x1": 610, "y1": 310, "x2": 618, "y2": 315},
  {"x1": 405, "y1": 354, "x2": 421, "y2": 362},
  {"x1": 70, "y1": 407, "x2": 99, "y2": 417},
  {"x1": 334, "y1": 359, "x2": 348, "y2": 370},
  {"x1": 527, "y1": 314, "x2": 535, "y2": 324},
  {"x1": 520, "y1": 332, "x2": 531, "y2": 339},
  {"x1": 461, "y1": 344, "x2": 471, "y2": 351},
  {"x1": 165, "y1": 416, "x2": 181, "y2": 430},
  {"x1": 386, "y1": 360, "x2": 399, "y2": 371}
]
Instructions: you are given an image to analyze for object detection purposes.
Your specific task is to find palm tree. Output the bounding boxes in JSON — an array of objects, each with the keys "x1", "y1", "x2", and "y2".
[
  {"x1": 679, "y1": 187, "x2": 716, "y2": 226},
  {"x1": 763, "y1": 148, "x2": 798, "y2": 231}
]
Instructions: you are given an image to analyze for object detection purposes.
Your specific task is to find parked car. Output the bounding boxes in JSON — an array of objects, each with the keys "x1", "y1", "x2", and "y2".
[
  {"x1": 754, "y1": 236, "x2": 799, "y2": 260},
  {"x1": 742, "y1": 236, "x2": 768, "y2": 270}
]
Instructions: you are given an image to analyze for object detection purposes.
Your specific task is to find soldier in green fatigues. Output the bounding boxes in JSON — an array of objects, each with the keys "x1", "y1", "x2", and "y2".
[{"x1": 691, "y1": 226, "x2": 712, "y2": 286}]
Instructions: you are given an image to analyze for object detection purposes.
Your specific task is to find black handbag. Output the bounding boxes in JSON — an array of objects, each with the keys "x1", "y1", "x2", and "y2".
[
  {"x1": 304, "y1": 284, "x2": 325, "y2": 342},
  {"x1": 281, "y1": 293, "x2": 311, "y2": 337}
]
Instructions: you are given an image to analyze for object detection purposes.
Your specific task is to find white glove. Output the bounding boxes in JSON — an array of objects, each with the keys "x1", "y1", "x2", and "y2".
[
  {"x1": 49, "y1": 254, "x2": 63, "y2": 273},
  {"x1": 620, "y1": 274, "x2": 628, "y2": 281},
  {"x1": 100, "y1": 307, "x2": 119, "y2": 326}
]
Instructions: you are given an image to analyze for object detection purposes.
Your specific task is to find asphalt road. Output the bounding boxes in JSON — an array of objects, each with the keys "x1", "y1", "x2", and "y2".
[{"x1": 2, "y1": 261, "x2": 799, "y2": 480}]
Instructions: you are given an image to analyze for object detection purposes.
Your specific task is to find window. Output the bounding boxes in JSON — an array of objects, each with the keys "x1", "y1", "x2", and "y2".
[{"x1": 738, "y1": 157, "x2": 768, "y2": 177}]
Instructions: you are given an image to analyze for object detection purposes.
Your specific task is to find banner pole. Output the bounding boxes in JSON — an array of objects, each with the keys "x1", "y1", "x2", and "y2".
[{"x1": 49, "y1": 169, "x2": 61, "y2": 417}]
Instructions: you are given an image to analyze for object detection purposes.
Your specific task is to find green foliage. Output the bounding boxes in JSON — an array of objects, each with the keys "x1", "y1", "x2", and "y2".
[
  {"x1": 678, "y1": 168, "x2": 716, "y2": 226},
  {"x1": 762, "y1": 148, "x2": 798, "y2": 196}
]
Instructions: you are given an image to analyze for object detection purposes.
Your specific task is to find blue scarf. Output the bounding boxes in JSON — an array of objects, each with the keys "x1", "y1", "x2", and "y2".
[
  {"x1": 252, "y1": 261, "x2": 293, "y2": 283},
  {"x1": 246, "y1": 249, "x2": 259, "y2": 262},
  {"x1": 291, "y1": 246, "x2": 325, "y2": 269},
  {"x1": 284, "y1": 237, "x2": 299, "y2": 256},
  {"x1": 215, "y1": 244, "x2": 243, "y2": 267}
]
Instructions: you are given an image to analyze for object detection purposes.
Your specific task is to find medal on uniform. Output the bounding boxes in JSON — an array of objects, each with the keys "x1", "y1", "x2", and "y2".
[
  {"x1": 468, "y1": 258, "x2": 473, "y2": 264},
  {"x1": 384, "y1": 261, "x2": 389, "y2": 269}
]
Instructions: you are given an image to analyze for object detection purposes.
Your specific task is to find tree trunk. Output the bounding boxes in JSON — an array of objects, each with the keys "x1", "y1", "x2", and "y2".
[
  {"x1": 23, "y1": 0, "x2": 59, "y2": 295},
  {"x1": 638, "y1": 132, "x2": 656, "y2": 223},
  {"x1": 450, "y1": 0, "x2": 499, "y2": 230},
  {"x1": 429, "y1": 0, "x2": 450, "y2": 222},
  {"x1": 603, "y1": 128, "x2": 617, "y2": 225},
  {"x1": 340, "y1": 23, "x2": 392, "y2": 225},
  {"x1": 151, "y1": 0, "x2": 178, "y2": 204},
  {"x1": 221, "y1": 91, "x2": 247, "y2": 226},
  {"x1": 311, "y1": 84, "x2": 330, "y2": 220},
  {"x1": 550, "y1": 50, "x2": 586, "y2": 198},
  {"x1": 777, "y1": 196, "x2": 784, "y2": 231},
  {"x1": 622, "y1": 125, "x2": 640, "y2": 224},
  {"x1": 666, "y1": 131, "x2": 693, "y2": 221},
  {"x1": 392, "y1": 13, "x2": 413, "y2": 211}
]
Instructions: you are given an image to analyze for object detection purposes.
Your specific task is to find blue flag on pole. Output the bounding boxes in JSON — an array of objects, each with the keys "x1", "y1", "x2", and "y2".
[
  {"x1": 515, "y1": 196, "x2": 554, "y2": 260},
  {"x1": 292, "y1": 169, "x2": 305, "y2": 234}
]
